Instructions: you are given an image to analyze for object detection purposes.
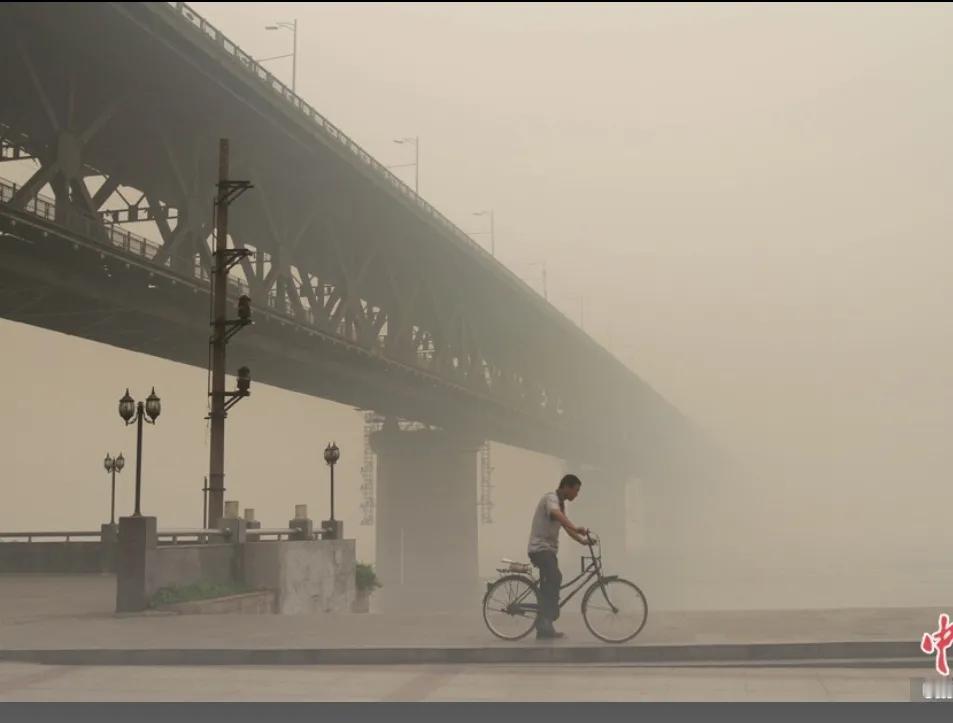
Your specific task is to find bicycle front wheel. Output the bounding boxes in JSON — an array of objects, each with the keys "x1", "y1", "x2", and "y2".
[
  {"x1": 581, "y1": 577, "x2": 648, "y2": 643},
  {"x1": 482, "y1": 574, "x2": 539, "y2": 641}
]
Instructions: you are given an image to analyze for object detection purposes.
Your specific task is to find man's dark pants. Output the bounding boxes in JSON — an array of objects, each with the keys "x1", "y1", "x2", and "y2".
[{"x1": 528, "y1": 550, "x2": 562, "y2": 628}]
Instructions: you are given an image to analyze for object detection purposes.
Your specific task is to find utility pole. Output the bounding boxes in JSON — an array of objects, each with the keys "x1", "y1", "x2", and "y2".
[
  {"x1": 202, "y1": 476, "x2": 209, "y2": 528},
  {"x1": 208, "y1": 139, "x2": 253, "y2": 529}
]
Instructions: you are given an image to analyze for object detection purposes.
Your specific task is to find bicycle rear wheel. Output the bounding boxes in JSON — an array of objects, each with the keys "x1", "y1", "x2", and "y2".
[
  {"x1": 581, "y1": 577, "x2": 648, "y2": 643},
  {"x1": 482, "y1": 574, "x2": 539, "y2": 641}
]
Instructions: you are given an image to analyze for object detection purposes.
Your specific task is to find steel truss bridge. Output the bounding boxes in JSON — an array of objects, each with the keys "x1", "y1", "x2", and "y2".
[{"x1": 0, "y1": 2, "x2": 709, "y2": 480}]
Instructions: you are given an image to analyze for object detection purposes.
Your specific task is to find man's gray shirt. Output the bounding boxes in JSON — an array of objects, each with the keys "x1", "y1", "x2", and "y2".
[{"x1": 528, "y1": 491, "x2": 562, "y2": 555}]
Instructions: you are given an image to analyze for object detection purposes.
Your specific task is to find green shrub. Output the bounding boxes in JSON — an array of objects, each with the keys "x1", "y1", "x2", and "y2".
[
  {"x1": 355, "y1": 562, "x2": 381, "y2": 592},
  {"x1": 149, "y1": 580, "x2": 254, "y2": 608}
]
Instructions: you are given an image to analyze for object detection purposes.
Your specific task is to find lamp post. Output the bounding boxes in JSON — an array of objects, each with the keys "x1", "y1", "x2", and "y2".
[
  {"x1": 103, "y1": 452, "x2": 125, "y2": 527},
  {"x1": 391, "y1": 137, "x2": 419, "y2": 194},
  {"x1": 526, "y1": 260, "x2": 548, "y2": 301},
  {"x1": 118, "y1": 388, "x2": 161, "y2": 517},
  {"x1": 263, "y1": 19, "x2": 298, "y2": 93},
  {"x1": 472, "y1": 209, "x2": 495, "y2": 256},
  {"x1": 323, "y1": 442, "x2": 341, "y2": 539}
]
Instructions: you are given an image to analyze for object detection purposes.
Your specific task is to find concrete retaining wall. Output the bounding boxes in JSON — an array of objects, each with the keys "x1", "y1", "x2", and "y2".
[
  {"x1": 244, "y1": 539, "x2": 355, "y2": 614},
  {"x1": 149, "y1": 544, "x2": 237, "y2": 599},
  {"x1": 0, "y1": 542, "x2": 106, "y2": 573},
  {"x1": 116, "y1": 516, "x2": 357, "y2": 613}
]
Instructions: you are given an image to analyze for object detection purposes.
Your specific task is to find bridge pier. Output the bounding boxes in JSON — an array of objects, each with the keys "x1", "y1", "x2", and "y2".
[{"x1": 371, "y1": 425, "x2": 481, "y2": 612}]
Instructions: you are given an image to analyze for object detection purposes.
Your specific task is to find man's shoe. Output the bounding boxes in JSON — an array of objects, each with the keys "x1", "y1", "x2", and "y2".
[{"x1": 536, "y1": 628, "x2": 566, "y2": 640}]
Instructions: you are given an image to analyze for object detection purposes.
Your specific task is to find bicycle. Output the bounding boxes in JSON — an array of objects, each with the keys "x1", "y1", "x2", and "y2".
[{"x1": 481, "y1": 532, "x2": 648, "y2": 643}]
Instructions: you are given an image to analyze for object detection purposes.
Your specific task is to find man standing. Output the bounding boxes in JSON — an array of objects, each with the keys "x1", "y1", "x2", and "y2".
[{"x1": 527, "y1": 474, "x2": 589, "y2": 639}]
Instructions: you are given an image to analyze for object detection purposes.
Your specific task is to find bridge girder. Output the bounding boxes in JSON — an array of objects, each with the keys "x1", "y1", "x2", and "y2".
[{"x1": 0, "y1": 1, "x2": 715, "y2": 480}]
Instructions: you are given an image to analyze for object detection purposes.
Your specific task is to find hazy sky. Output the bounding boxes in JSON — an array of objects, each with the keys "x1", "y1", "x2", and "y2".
[{"x1": 2, "y1": 3, "x2": 952, "y2": 607}]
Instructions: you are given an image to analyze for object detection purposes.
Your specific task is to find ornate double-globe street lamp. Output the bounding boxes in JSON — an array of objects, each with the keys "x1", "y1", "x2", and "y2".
[
  {"x1": 103, "y1": 452, "x2": 125, "y2": 526},
  {"x1": 118, "y1": 388, "x2": 161, "y2": 517}
]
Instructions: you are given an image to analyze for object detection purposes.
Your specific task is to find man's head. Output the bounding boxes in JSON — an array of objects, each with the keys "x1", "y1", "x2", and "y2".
[{"x1": 557, "y1": 473, "x2": 582, "y2": 501}]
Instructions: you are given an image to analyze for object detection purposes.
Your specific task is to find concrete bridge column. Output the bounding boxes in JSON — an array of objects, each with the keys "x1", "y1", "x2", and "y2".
[{"x1": 371, "y1": 426, "x2": 481, "y2": 612}]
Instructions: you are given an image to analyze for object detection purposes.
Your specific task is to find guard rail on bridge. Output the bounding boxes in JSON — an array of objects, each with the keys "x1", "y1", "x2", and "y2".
[{"x1": 0, "y1": 176, "x2": 443, "y2": 367}]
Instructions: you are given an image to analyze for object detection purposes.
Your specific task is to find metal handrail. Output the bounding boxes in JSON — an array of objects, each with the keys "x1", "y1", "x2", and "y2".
[
  {"x1": 247, "y1": 527, "x2": 302, "y2": 540},
  {"x1": 0, "y1": 177, "x2": 163, "y2": 258},
  {"x1": 157, "y1": 529, "x2": 228, "y2": 536},
  {"x1": 0, "y1": 175, "x2": 260, "y2": 302},
  {"x1": 249, "y1": 528, "x2": 299, "y2": 535},
  {"x1": 157, "y1": 528, "x2": 230, "y2": 545},
  {"x1": 0, "y1": 531, "x2": 100, "y2": 542},
  {"x1": 0, "y1": 527, "x2": 325, "y2": 544}
]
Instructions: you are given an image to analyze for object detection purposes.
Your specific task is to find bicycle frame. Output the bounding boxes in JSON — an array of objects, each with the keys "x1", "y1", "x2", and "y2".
[
  {"x1": 556, "y1": 536, "x2": 607, "y2": 610},
  {"x1": 501, "y1": 536, "x2": 615, "y2": 615}
]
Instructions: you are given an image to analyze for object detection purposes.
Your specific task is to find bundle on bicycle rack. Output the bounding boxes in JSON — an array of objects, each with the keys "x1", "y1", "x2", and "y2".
[{"x1": 498, "y1": 558, "x2": 532, "y2": 575}]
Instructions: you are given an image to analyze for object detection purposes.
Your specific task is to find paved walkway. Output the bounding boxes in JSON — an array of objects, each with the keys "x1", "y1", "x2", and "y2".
[
  {"x1": 0, "y1": 662, "x2": 928, "y2": 701},
  {"x1": 0, "y1": 575, "x2": 942, "y2": 658}
]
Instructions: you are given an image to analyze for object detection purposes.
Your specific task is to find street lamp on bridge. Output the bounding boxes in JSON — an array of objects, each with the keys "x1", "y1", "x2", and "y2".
[
  {"x1": 574, "y1": 295, "x2": 586, "y2": 332},
  {"x1": 390, "y1": 137, "x2": 419, "y2": 194},
  {"x1": 471, "y1": 209, "x2": 495, "y2": 257},
  {"x1": 103, "y1": 452, "x2": 125, "y2": 527},
  {"x1": 118, "y1": 388, "x2": 161, "y2": 517},
  {"x1": 262, "y1": 19, "x2": 298, "y2": 93},
  {"x1": 525, "y1": 260, "x2": 548, "y2": 301}
]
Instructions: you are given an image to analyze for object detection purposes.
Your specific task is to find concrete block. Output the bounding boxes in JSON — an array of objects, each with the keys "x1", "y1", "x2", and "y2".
[
  {"x1": 321, "y1": 519, "x2": 343, "y2": 540},
  {"x1": 116, "y1": 515, "x2": 157, "y2": 612},
  {"x1": 288, "y1": 518, "x2": 313, "y2": 541},
  {"x1": 220, "y1": 517, "x2": 247, "y2": 544}
]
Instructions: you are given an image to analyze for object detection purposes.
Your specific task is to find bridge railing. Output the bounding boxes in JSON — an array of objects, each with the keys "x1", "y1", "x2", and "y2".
[
  {"x1": 160, "y1": 2, "x2": 497, "y2": 264},
  {"x1": 1, "y1": 176, "x2": 563, "y2": 420},
  {"x1": 157, "y1": 528, "x2": 230, "y2": 545},
  {"x1": 247, "y1": 528, "x2": 303, "y2": 541},
  {"x1": 0, "y1": 528, "x2": 316, "y2": 544},
  {"x1": 0, "y1": 177, "x2": 162, "y2": 259},
  {"x1": 2, "y1": 175, "x2": 393, "y2": 352},
  {"x1": 0, "y1": 177, "x2": 253, "y2": 299},
  {"x1": 0, "y1": 181, "x2": 54, "y2": 221}
]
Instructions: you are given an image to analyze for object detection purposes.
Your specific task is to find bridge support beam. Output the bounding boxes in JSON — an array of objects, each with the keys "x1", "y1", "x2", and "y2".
[{"x1": 371, "y1": 425, "x2": 481, "y2": 612}]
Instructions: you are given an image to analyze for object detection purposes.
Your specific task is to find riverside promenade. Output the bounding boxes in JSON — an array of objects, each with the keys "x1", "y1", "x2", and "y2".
[{"x1": 0, "y1": 575, "x2": 942, "y2": 668}]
